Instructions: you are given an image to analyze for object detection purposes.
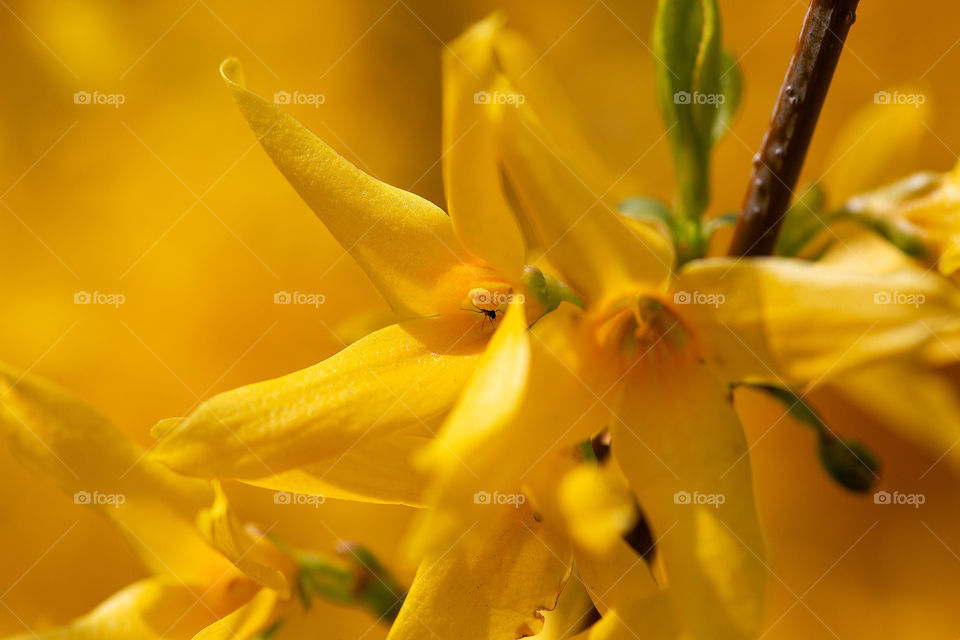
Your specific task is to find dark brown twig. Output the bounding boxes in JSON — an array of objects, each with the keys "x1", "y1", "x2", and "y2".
[{"x1": 728, "y1": 0, "x2": 861, "y2": 257}]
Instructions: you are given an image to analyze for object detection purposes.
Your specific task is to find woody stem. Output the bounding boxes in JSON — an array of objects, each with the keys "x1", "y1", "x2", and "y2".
[{"x1": 728, "y1": 0, "x2": 861, "y2": 257}]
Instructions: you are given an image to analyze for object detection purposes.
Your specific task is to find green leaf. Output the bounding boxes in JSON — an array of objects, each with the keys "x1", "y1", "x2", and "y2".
[
  {"x1": 741, "y1": 383, "x2": 880, "y2": 493},
  {"x1": 654, "y1": 0, "x2": 730, "y2": 221},
  {"x1": 618, "y1": 196, "x2": 673, "y2": 225},
  {"x1": 711, "y1": 49, "x2": 741, "y2": 144}
]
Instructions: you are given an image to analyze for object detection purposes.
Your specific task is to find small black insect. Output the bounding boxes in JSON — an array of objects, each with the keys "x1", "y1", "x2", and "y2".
[{"x1": 462, "y1": 305, "x2": 502, "y2": 331}]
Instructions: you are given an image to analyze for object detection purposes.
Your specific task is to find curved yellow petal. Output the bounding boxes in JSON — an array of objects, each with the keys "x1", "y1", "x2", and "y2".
[
  {"x1": 2, "y1": 577, "x2": 250, "y2": 640},
  {"x1": 413, "y1": 302, "x2": 612, "y2": 553},
  {"x1": 494, "y1": 28, "x2": 616, "y2": 199},
  {"x1": 151, "y1": 315, "x2": 487, "y2": 480},
  {"x1": 575, "y1": 604, "x2": 678, "y2": 640},
  {"x1": 443, "y1": 13, "x2": 526, "y2": 279},
  {"x1": 557, "y1": 464, "x2": 637, "y2": 556},
  {"x1": 0, "y1": 365, "x2": 230, "y2": 585},
  {"x1": 500, "y1": 101, "x2": 674, "y2": 304},
  {"x1": 831, "y1": 361, "x2": 960, "y2": 470},
  {"x1": 388, "y1": 503, "x2": 570, "y2": 640},
  {"x1": 823, "y1": 88, "x2": 930, "y2": 203},
  {"x1": 243, "y1": 431, "x2": 433, "y2": 507},
  {"x1": 197, "y1": 482, "x2": 293, "y2": 598},
  {"x1": 613, "y1": 347, "x2": 766, "y2": 640},
  {"x1": 898, "y1": 162, "x2": 960, "y2": 276},
  {"x1": 674, "y1": 257, "x2": 960, "y2": 385},
  {"x1": 192, "y1": 588, "x2": 281, "y2": 640},
  {"x1": 220, "y1": 58, "x2": 488, "y2": 316}
]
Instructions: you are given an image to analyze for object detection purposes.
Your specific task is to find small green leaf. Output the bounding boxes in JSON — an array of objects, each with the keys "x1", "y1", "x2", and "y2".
[
  {"x1": 818, "y1": 437, "x2": 880, "y2": 493},
  {"x1": 704, "y1": 211, "x2": 737, "y2": 239},
  {"x1": 711, "y1": 49, "x2": 741, "y2": 144},
  {"x1": 618, "y1": 196, "x2": 673, "y2": 225},
  {"x1": 742, "y1": 383, "x2": 881, "y2": 493},
  {"x1": 654, "y1": 0, "x2": 734, "y2": 223}
]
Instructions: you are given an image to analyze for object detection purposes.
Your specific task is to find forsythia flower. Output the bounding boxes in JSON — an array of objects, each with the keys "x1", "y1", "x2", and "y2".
[
  {"x1": 148, "y1": 13, "x2": 960, "y2": 640},
  {"x1": 0, "y1": 364, "x2": 293, "y2": 639}
]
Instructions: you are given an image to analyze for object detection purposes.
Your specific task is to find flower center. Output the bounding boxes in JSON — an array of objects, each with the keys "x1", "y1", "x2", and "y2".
[{"x1": 592, "y1": 295, "x2": 687, "y2": 360}]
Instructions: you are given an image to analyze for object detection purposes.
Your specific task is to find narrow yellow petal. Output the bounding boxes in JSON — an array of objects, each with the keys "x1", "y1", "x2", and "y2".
[
  {"x1": 822, "y1": 88, "x2": 930, "y2": 203},
  {"x1": 388, "y1": 503, "x2": 570, "y2": 640},
  {"x1": 674, "y1": 257, "x2": 960, "y2": 385},
  {"x1": 220, "y1": 58, "x2": 488, "y2": 316},
  {"x1": 832, "y1": 361, "x2": 960, "y2": 470},
  {"x1": 494, "y1": 28, "x2": 616, "y2": 198},
  {"x1": 2, "y1": 577, "x2": 248, "y2": 640},
  {"x1": 443, "y1": 13, "x2": 526, "y2": 279},
  {"x1": 243, "y1": 431, "x2": 432, "y2": 506},
  {"x1": 500, "y1": 101, "x2": 674, "y2": 304},
  {"x1": 192, "y1": 588, "x2": 281, "y2": 640},
  {"x1": 151, "y1": 315, "x2": 486, "y2": 480},
  {"x1": 413, "y1": 303, "x2": 612, "y2": 554},
  {"x1": 558, "y1": 464, "x2": 637, "y2": 556},
  {"x1": 0, "y1": 365, "x2": 230, "y2": 585},
  {"x1": 614, "y1": 347, "x2": 766, "y2": 640},
  {"x1": 197, "y1": 482, "x2": 293, "y2": 598}
]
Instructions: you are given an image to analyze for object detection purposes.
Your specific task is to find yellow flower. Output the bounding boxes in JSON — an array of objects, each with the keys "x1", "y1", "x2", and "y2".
[
  {"x1": 148, "y1": 14, "x2": 960, "y2": 640},
  {"x1": 0, "y1": 363, "x2": 297, "y2": 639}
]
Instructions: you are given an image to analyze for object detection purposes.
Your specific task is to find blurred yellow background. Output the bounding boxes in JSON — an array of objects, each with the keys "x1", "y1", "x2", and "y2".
[{"x1": 2, "y1": 0, "x2": 959, "y2": 637}]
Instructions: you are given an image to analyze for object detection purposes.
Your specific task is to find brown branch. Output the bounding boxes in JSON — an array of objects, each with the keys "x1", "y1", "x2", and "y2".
[{"x1": 728, "y1": 0, "x2": 861, "y2": 257}]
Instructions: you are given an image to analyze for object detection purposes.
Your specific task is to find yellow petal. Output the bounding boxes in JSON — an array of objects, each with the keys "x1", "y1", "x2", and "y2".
[
  {"x1": 898, "y1": 162, "x2": 960, "y2": 276},
  {"x1": 197, "y1": 482, "x2": 293, "y2": 598},
  {"x1": 576, "y1": 604, "x2": 678, "y2": 640},
  {"x1": 822, "y1": 87, "x2": 930, "y2": 203},
  {"x1": 413, "y1": 302, "x2": 612, "y2": 554},
  {"x1": 0, "y1": 365, "x2": 230, "y2": 585},
  {"x1": 2, "y1": 577, "x2": 249, "y2": 640},
  {"x1": 494, "y1": 28, "x2": 616, "y2": 201},
  {"x1": 538, "y1": 575, "x2": 599, "y2": 640},
  {"x1": 443, "y1": 13, "x2": 526, "y2": 279},
  {"x1": 388, "y1": 502, "x2": 570, "y2": 640},
  {"x1": 151, "y1": 315, "x2": 486, "y2": 480},
  {"x1": 192, "y1": 588, "x2": 281, "y2": 640},
  {"x1": 220, "y1": 58, "x2": 489, "y2": 316},
  {"x1": 243, "y1": 431, "x2": 432, "y2": 506},
  {"x1": 614, "y1": 347, "x2": 766, "y2": 640},
  {"x1": 557, "y1": 464, "x2": 637, "y2": 556},
  {"x1": 674, "y1": 257, "x2": 960, "y2": 385},
  {"x1": 499, "y1": 100, "x2": 674, "y2": 304},
  {"x1": 831, "y1": 360, "x2": 960, "y2": 470}
]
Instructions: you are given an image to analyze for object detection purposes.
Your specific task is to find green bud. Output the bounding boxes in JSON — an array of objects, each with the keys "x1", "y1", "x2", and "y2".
[
  {"x1": 818, "y1": 436, "x2": 880, "y2": 493},
  {"x1": 743, "y1": 383, "x2": 881, "y2": 493},
  {"x1": 521, "y1": 266, "x2": 584, "y2": 314}
]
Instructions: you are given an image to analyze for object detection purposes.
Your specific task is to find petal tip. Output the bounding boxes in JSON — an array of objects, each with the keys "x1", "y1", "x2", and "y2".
[{"x1": 220, "y1": 56, "x2": 244, "y2": 88}]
